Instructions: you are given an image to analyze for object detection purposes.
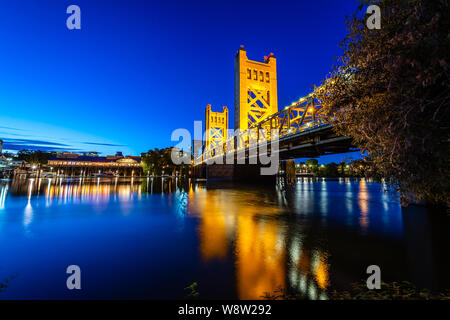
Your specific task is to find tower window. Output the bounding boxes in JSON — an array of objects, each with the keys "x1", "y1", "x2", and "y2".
[
  {"x1": 260, "y1": 71, "x2": 264, "y2": 82},
  {"x1": 247, "y1": 68, "x2": 251, "y2": 79},
  {"x1": 253, "y1": 70, "x2": 258, "y2": 80},
  {"x1": 266, "y1": 72, "x2": 270, "y2": 82}
]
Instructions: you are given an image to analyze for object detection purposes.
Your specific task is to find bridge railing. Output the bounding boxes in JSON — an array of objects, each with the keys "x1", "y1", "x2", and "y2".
[{"x1": 197, "y1": 92, "x2": 331, "y2": 164}]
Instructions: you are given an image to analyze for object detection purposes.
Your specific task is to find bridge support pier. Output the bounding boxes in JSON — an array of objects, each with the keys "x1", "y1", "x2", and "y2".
[
  {"x1": 233, "y1": 164, "x2": 276, "y2": 184},
  {"x1": 204, "y1": 163, "x2": 276, "y2": 184},
  {"x1": 192, "y1": 164, "x2": 207, "y2": 180},
  {"x1": 206, "y1": 164, "x2": 234, "y2": 182},
  {"x1": 280, "y1": 159, "x2": 296, "y2": 185}
]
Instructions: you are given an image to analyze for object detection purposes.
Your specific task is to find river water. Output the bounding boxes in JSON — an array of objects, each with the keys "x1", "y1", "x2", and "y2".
[{"x1": 0, "y1": 177, "x2": 448, "y2": 299}]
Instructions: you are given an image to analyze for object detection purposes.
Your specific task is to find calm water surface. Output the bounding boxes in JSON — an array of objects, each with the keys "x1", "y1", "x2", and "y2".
[{"x1": 0, "y1": 177, "x2": 449, "y2": 299}]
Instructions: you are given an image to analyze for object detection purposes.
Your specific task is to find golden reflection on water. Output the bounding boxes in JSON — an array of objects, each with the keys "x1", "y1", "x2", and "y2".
[
  {"x1": 10, "y1": 178, "x2": 142, "y2": 208},
  {"x1": 187, "y1": 184, "x2": 331, "y2": 300},
  {"x1": 314, "y1": 255, "x2": 330, "y2": 290},
  {"x1": 200, "y1": 207, "x2": 228, "y2": 260},
  {"x1": 236, "y1": 212, "x2": 285, "y2": 299},
  {"x1": 188, "y1": 186, "x2": 286, "y2": 299}
]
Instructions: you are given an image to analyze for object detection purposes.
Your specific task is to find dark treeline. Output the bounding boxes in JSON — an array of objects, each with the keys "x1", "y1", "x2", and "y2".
[
  {"x1": 141, "y1": 147, "x2": 190, "y2": 177},
  {"x1": 1, "y1": 149, "x2": 52, "y2": 165},
  {"x1": 297, "y1": 158, "x2": 379, "y2": 178}
]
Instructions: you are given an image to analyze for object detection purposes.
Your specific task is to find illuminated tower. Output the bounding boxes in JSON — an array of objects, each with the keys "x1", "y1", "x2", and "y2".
[
  {"x1": 205, "y1": 104, "x2": 228, "y2": 153},
  {"x1": 234, "y1": 46, "x2": 278, "y2": 132}
]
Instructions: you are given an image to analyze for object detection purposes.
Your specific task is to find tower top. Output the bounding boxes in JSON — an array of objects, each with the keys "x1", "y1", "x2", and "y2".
[
  {"x1": 234, "y1": 48, "x2": 278, "y2": 131},
  {"x1": 264, "y1": 53, "x2": 275, "y2": 63}
]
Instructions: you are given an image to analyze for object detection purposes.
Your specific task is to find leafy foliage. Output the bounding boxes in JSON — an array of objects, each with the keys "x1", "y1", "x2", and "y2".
[
  {"x1": 331, "y1": 281, "x2": 450, "y2": 300},
  {"x1": 316, "y1": 0, "x2": 450, "y2": 207},
  {"x1": 306, "y1": 159, "x2": 319, "y2": 167},
  {"x1": 320, "y1": 162, "x2": 339, "y2": 177},
  {"x1": 16, "y1": 150, "x2": 52, "y2": 165},
  {"x1": 141, "y1": 147, "x2": 189, "y2": 176},
  {"x1": 262, "y1": 281, "x2": 450, "y2": 300},
  {"x1": 300, "y1": 158, "x2": 377, "y2": 177},
  {"x1": 184, "y1": 282, "x2": 199, "y2": 298}
]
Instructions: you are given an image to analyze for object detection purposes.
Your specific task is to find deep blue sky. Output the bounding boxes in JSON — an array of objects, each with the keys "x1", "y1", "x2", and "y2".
[{"x1": 0, "y1": 0, "x2": 361, "y2": 163}]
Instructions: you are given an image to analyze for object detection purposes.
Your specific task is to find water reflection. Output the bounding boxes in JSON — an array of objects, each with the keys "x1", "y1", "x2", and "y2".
[
  {"x1": 0, "y1": 182, "x2": 8, "y2": 209},
  {"x1": 0, "y1": 177, "x2": 447, "y2": 299},
  {"x1": 24, "y1": 179, "x2": 34, "y2": 227},
  {"x1": 358, "y1": 178, "x2": 369, "y2": 233},
  {"x1": 9, "y1": 177, "x2": 143, "y2": 204},
  {"x1": 186, "y1": 181, "x2": 337, "y2": 299}
]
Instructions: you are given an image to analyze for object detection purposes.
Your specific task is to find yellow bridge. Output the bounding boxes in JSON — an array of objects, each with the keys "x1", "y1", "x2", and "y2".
[{"x1": 196, "y1": 46, "x2": 355, "y2": 168}]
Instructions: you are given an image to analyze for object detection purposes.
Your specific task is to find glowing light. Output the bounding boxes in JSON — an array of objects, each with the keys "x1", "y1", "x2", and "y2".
[
  {"x1": 314, "y1": 259, "x2": 330, "y2": 290},
  {"x1": 0, "y1": 184, "x2": 8, "y2": 210}
]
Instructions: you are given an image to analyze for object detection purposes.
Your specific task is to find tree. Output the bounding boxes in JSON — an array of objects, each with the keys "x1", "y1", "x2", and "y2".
[
  {"x1": 317, "y1": 0, "x2": 450, "y2": 207},
  {"x1": 306, "y1": 159, "x2": 318, "y2": 168},
  {"x1": 16, "y1": 150, "x2": 52, "y2": 165},
  {"x1": 141, "y1": 148, "x2": 167, "y2": 175},
  {"x1": 305, "y1": 159, "x2": 319, "y2": 175},
  {"x1": 338, "y1": 161, "x2": 347, "y2": 176},
  {"x1": 141, "y1": 147, "x2": 189, "y2": 176},
  {"x1": 325, "y1": 162, "x2": 339, "y2": 177}
]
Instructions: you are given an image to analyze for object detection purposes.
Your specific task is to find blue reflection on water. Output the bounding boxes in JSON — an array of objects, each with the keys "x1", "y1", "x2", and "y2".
[{"x1": 0, "y1": 177, "x2": 447, "y2": 299}]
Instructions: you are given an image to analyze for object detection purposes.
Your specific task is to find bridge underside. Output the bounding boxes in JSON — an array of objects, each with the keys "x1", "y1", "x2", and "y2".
[
  {"x1": 193, "y1": 125, "x2": 358, "y2": 183},
  {"x1": 276, "y1": 126, "x2": 356, "y2": 159},
  {"x1": 205, "y1": 163, "x2": 277, "y2": 184}
]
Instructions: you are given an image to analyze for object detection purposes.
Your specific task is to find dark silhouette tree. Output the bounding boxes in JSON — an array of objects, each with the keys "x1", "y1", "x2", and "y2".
[
  {"x1": 16, "y1": 150, "x2": 52, "y2": 165},
  {"x1": 317, "y1": 0, "x2": 450, "y2": 207}
]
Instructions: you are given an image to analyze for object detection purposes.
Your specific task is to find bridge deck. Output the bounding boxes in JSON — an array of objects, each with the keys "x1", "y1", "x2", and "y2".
[{"x1": 195, "y1": 124, "x2": 357, "y2": 165}]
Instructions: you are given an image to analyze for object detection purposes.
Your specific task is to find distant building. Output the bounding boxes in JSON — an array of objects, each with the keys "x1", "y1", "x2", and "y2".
[
  {"x1": 0, "y1": 156, "x2": 23, "y2": 175},
  {"x1": 87, "y1": 151, "x2": 100, "y2": 157},
  {"x1": 48, "y1": 154, "x2": 142, "y2": 177},
  {"x1": 56, "y1": 152, "x2": 80, "y2": 159},
  {"x1": 0, "y1": 139, "x2": 3, "y2": 155}
]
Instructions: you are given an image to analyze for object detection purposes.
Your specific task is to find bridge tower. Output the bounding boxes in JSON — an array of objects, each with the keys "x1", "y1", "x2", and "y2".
[
  {"x1": 205, "y1": 104, "x2": 228, "y2": 154},
  {"x1": 234, "y1": 46, "x2": 278, "y2": 132}
]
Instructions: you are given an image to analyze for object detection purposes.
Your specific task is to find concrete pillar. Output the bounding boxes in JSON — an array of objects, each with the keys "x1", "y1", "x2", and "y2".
[{"x1": 204, "y1": 163, "x2": 276, "y2": 184}]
